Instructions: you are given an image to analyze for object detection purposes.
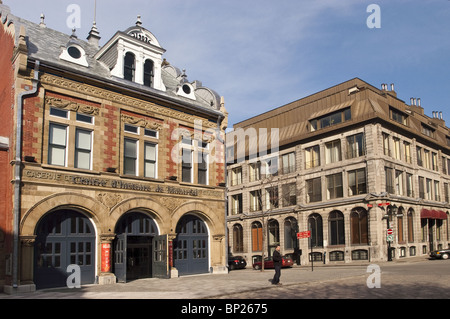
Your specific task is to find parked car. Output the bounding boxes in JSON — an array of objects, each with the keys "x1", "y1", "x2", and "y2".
[
  {"x1": 252, "y1": 255, "x2": 293, "y2": 270},
  {"x1": 429, "y1": 248, "x2": 450, "y2": 260},
  {"x1": 228, "y1": 256, "x2": 247, "y2": 270}
]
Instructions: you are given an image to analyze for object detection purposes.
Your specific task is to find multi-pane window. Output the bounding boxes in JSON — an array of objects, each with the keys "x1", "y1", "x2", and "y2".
[
  {"x1": 308, "y1": 214, "x2": 323, "y2": 248},
  {"x1": 310, "y1": 107, "x2": 351, "y2": 131},
  {"x1": 306, "y1": 177, "x2": 321, "y2": 203},
  {"x1": 251, "y1": 222, "x2": 263, "y2": 251},
  {"x1": 281, "y1": 152, "x2": 295, "y2": 174},
  {"x1": 347, "y1": 133, "x2": 365, "y2": 159},
  {"x1": 329, "y1": 211, "x2": 345, "y2": 246},
  {"x1": 393, "y1": 138, "x2": 401, "y2": 160},
  {"x1": 404, "y1": 142, "x2": 411, "y2": 163},
  {"x1": 233, "y1": 224, "x2": 244, "y2": 253},
  {"x1": 390, "y1": 107, "x2": 408, "y2": 125},
  {"x1": 406, "y1": 173, "x2": 413, "y2": 197},
  {"x1": 230, "y1": 194, "x2": 242, "y2": 215},
  {"x1": 416, "y1": 147, "x2": 423, "y2": 166},
  {"x1": 262, "y1": 157, "x2": 278, "y2": 177},
  {"x1": 325, "y1": 140, "x2": 341, "y2": 164},
  {"x1": 395, "y1": 170, "x2": 404, "y2": 196},
  {"x1": 265, "y1": 187, "x2": 279, "y2": 210},
  {"x1": 144, "y1": 143, "x2": 157, "y2": 178},
  {"x1": 250, "y1": 190, "x2": 262, "y2": 212},
  {"x1": 385, "y1": 167, "x2": 394, "y2": 194},
  {"x1": 350, "y1": 208, "x2": 369, "y2": 245},
  {"x1": 305, "y1": 145, "x2": 320, "y2": 169},
  {"x1": 197, "y1": 150, "x2": 208, "y2": 185},
  {"x1": 348, "y1": 168, "x2": 367, "y2": 196},
  {"x1": 48, "y1": 123, "x2": 67, "y2": 166},
  {"x1": 421, "y1": 123, "x2": 435, "y2": 138},
  {"x1": 124, "y1": 52, "x2": 136, "y2": 81},
  {"x1": 383, "y1": 133, "x2": 391, "y2": 156},
  {"x1": 75, "y1": 129, "x2": 92, "y2": 170},
  {"x1": 124, "y1": 138, "x2": 138, "y2": 175},
  {"x1": 282, "y1": 183, "x2": 297, "y2": 206},
  {"x1": 230, "y1": 167, "x2": 242, "y2": 186},
  {"x1": 143, "y1": 59, "x2": 154, "y2": 87},
  {"x1": 419, "y1": 177, "x2": 425, "y2": 199},
  {"x1": 181, "y1": 147, "x2": 193, "y2": 183},
  {"x1": 326, "y1": 173, "x2": 343, "y2": 199},
  {"x1": 249, "y1": 162, "x2": 261, "y2": 182}
]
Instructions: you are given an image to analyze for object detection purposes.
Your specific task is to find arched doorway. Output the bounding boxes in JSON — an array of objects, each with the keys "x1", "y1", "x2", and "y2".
[
  {"x1": 34, "y1": 209, "x2": 96, "y2": 289},
  {"x1": 114, "y1": 212, "x2": 160, "y2": 282},
  {"x1": 173, "y1": 215, "x2": 209, "y2": 276}
]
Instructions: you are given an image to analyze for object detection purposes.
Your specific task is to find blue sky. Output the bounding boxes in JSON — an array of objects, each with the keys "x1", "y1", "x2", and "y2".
[{"x1": 5, "y1": 0, "x2": 450, "y2": 128}]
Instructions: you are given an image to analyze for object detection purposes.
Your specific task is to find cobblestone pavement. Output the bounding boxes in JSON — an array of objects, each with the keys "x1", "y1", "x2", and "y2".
[{"x1": 1, "y1": 256, "x2": 448, "y2": 299}]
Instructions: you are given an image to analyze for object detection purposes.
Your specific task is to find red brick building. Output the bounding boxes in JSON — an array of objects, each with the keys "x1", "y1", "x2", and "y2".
[{"x1": 0, "y1": 3, "x2": 228, "y2": 293}]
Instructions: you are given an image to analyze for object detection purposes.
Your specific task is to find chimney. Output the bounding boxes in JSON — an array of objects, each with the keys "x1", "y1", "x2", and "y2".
[
  {"x1": 390, "y1": 83, "x2": 394, "y2": 91},
  {"x1": 87, "y1": 22, "x2": 101, "y2": 48}
]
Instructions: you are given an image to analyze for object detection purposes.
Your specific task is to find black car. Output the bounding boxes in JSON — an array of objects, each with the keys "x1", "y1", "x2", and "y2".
[
  {"x1": 228, "y1": 256, "x2": 247, "y2": 270},
  {"x1": 429, "y1": 248, "x2": 450, "y2": 260}
]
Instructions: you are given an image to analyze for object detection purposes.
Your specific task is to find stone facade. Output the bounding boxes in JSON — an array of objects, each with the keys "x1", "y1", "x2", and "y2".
[{"x1": 227, "y1": 79, "x2": 450, "y2": 267}]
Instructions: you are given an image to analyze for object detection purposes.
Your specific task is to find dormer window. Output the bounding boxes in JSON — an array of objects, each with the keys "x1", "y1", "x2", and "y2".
[
  {"x1": 60, "y1": 44, "x2": 89, "y2": 67},
  {"x1": 144, "y1": 59, "x2": 154, "y2": 87},
  {"x1": 124, "y1": 52, "x2": 136, "y2": 82}
]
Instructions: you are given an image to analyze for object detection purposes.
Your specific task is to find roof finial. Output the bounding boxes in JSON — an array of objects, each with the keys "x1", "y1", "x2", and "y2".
[
  {"x1": 136, "y1": 15, "x2": 142, "y2": 27},
  {"x1": 39, "y1": 13, "x2": 46, "y2": 28}
]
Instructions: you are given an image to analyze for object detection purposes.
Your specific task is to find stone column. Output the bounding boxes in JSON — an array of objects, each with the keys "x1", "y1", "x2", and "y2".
[{"x1": 98, "y1": 233, "x2": 116, "y2": 285}]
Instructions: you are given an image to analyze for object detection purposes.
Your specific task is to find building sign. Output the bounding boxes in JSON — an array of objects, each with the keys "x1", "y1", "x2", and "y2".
[
  {"x1": 101, "y1": 243, "x2": 111, "y2": 273},
  {"x1": 23, "y1": 169, "x2": 202, "y2": 197}
]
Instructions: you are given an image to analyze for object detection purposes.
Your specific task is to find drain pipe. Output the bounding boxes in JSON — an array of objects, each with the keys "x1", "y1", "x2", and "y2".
[{"x1": 12, "y1": 60, "x2": 40, "y2": 288}]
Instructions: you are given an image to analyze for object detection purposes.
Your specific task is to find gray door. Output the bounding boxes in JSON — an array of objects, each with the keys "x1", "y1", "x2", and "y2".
[
  {"x1": 152, "y1": 235, "x2": 169, "y2": 279},
  {"x1": 114, "y1": 234, "x2": 127, "y2": 283},
  {"x1": 173, "y1": 215, "x2": 209, "y2": 276},
  {"x1": 34, "y1": 210, "x2": 96, "y2": 289}
]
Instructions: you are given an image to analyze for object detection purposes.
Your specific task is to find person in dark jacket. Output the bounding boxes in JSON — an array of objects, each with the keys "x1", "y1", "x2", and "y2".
[{"x1": 272, "y1": 245, "x2": 282, "y2": 285}]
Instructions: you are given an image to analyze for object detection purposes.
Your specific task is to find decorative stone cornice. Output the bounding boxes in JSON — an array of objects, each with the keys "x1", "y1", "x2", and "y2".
[
  {"x1": 40, "y1": 73, "x2": 217, "y2": 128},
  {"x1": 121, "y1": 114, "x2": 163, "y2": 131},
  {"x1": 45, "y1": 96, "x2": 100, "y2": 115}
]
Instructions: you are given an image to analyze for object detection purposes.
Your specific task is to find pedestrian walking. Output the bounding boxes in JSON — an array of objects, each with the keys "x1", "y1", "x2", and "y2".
[{"x1": 272, "y1": 245, "x2": 282, "y2": 285}]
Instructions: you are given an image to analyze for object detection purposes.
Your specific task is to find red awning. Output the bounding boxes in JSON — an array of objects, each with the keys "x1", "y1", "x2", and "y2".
[{"x1": 421, "y1": 209, "x2": 448, "y2": 220}]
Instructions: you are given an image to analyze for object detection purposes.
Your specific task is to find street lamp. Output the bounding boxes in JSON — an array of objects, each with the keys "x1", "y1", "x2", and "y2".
[{"x1": 386, "y1": 204, "x2": 398, "y2": 261}]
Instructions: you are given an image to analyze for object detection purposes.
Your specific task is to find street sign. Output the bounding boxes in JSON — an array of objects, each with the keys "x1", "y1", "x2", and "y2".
[
  {"x1": 297, "y1": 231, "x2": 311, "y2": 239},
  {"x1": 386, "y1": 235, "x2": 394, "y2": 242},
  {"x1": 387, "y1": 229, "x2": 393, "y2": 235}
]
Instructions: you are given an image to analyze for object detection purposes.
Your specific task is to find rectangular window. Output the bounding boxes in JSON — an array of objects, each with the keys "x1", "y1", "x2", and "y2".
[
  {"x1": 198, "y1": 151, "x2": 208, "y2": 185},
  {"x1": 249, "y1": 162, "x2": 261, "y2": 182},
  {"x1": 310, "y1": 107, "x2": 351, "y2": 131},
  {"x1": 262, "y1": 157, "x2": 278, "y2": 177},
  {"x1": 326, "y1": 173, "x2": 343, "y2": 199},
  {"x1": 144, "y1": 129, "x2": 158, "y2": 138},
  {"x1": 250, "y1": 190, "x2": 262, "y2": 212},
  {"x1": 434, "y1": 181, "x2": 440, "y2": 202},
  {"x1": 76, "y1": 113, "x2": 93, "y2": 124},
  {"x1": 325, "y1": 140, "x2": 341, "y2": 164},
  {"x1": 393, "y1": 138, "x2": 401, "y2": 160},
  {"x1": 182, "y1": 147, "x2": 193, "y2": 183},
  {"x1": 231, "y1": 194, "x2": 243, "y2": 215},
  {"x1": 282, "y1": 183, "x2": 297, "y2": 206},
  {"x1": 417, "y1": 147, "x2": 423, "y2": 167},
  {"x1": 348, "y1": 168, "x2": 367, "y2": 196},
  {"x1": 306, "y1": 177, "x2": 322, "y2": 203},
  {"x1": 231, "y1": 167, "x2": 242, "y2": 186},
  {"x1": 346, "y1": 133, "x2": 365, "y2": 159},
  {"x1": 432, "y1": 153, "x2": 438, "y2": 171},
  {"x1": 424, "y1": 150, "x2": 431, "y2": 169},
  {"x1": 419, "y1": 177, "x2": 425, "y2": 199},
  {"x1": 395, "y1": 170, "x2": 404, "y2": 196},
  {"x1": 422, "y1": 124, "x2": 435, "y2": 138},
  {"x1": 383, "y1": 133, "x2": 391, "y2": 156},
  {"x1": 265, "y1": 187, "x2": 279, "y2": 210},
  {"x1": 75, "y1": 129, "x2": 92, "y2": 170},
  {"x1": 144, "y1": 142, "x2": 157, "y2": 178},
  {"x1": 426, "y1": 178, "x2": 432, "y2": 200},
  {"x1": 385, "y1": 167, "x2": 394, "y2": 194},
  {"x1": 406, "y1": 173, "x2": 413, "y2": 197},
  {"x1": 48, "y1": 123, "x2": 67, "y2": 166},
  {"x1": 390, "y1": 107, "x2": 408, "y2": 125},
  {"x1": 281, "y1": 152, "x2": 295, "y2": 174},
  {"x1": 404, "y1": 142, "x2": 411, "y2": 163},
  {"x1": 305, "y1": 145, "x2": 320, "y2": 169},
  {"x1": 124, "y1": 124, "x2": 139, "y2": 134},
  {"x1": 124, "y1": 138, "x2": 137, "y2": 175},
  {"x1": 50, "y1": 107, "x2": 68, "y2": 119}
]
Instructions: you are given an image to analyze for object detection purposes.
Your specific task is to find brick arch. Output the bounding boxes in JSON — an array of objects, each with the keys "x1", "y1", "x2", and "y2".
[
  {"x1": 109, "y1": 197, "x2": 170, "y2": 234},
  {"x1": 21, "y1": 192, "x2": 105, "y2": 236},
  {"x1": 171, "y1": 201, "x2": 218, "y2": 234}
]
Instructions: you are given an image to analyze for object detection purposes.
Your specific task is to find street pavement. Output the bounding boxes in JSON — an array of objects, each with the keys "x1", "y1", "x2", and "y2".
[{"x1": 0, "y1": 255, "x2": 448, "y2": 300}]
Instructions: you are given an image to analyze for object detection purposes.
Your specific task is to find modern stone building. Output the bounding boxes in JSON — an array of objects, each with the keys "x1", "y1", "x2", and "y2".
[
  {"x1": 0, "y1": 3, "x2": 228, "y2": 293},
  {"x1": 226, "y1": 78, "x2": 450, "y2": 267}
]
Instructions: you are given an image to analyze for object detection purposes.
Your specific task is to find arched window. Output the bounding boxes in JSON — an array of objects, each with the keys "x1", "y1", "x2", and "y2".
[
  {"x1": 124, "y1": 52, "x2": 136, "y2": 81},
  {"x1": 268, "y1": 219, "x2": 279, "y2": 254},
  {"x1": 251, "y1": 222, "x2": 263, "y2": 252},
  {"x1": 407, "y1": 209, "x2": 414, "y2": 242},
  {"x1": 308, "y1": 213, "x2": 323, "y2": 248},
  {"x1": 284, "y1": 217, "x2": 298, "y2": 250},
  {"x1": 143, "y1": 59, "x2": 154, "y2": 87},
  {"x1": 350, "y1": 207, "x2": 369, "y2": 245},
  {"x1": 397, "y1": 207, "x2": 405, "y2": 243},
  {"x1": 329, "y1": 210, "x2": 345, "y2": 245},
  {"x1": 233, "y1": 224, "x2": 244, "y2": 252}
]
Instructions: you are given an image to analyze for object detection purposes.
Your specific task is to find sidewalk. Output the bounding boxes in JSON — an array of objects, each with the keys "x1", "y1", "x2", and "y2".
[{"x1": 0, "y1": 255, "x2": 429, "y2": 299}]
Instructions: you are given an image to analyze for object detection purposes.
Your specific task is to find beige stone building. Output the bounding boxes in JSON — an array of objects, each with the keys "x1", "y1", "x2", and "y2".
[
  {"x1": 227, "y1": 78, "x2": 450, "y2": 266},
  {"x1": 0, "y1": 4, "x2": 228, "y2": 293}
]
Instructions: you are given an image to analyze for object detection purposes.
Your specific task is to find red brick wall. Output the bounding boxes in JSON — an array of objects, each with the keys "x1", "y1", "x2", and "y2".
[{"x1": 0, "y1": 19, "x2": 16, "y2": 277}]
